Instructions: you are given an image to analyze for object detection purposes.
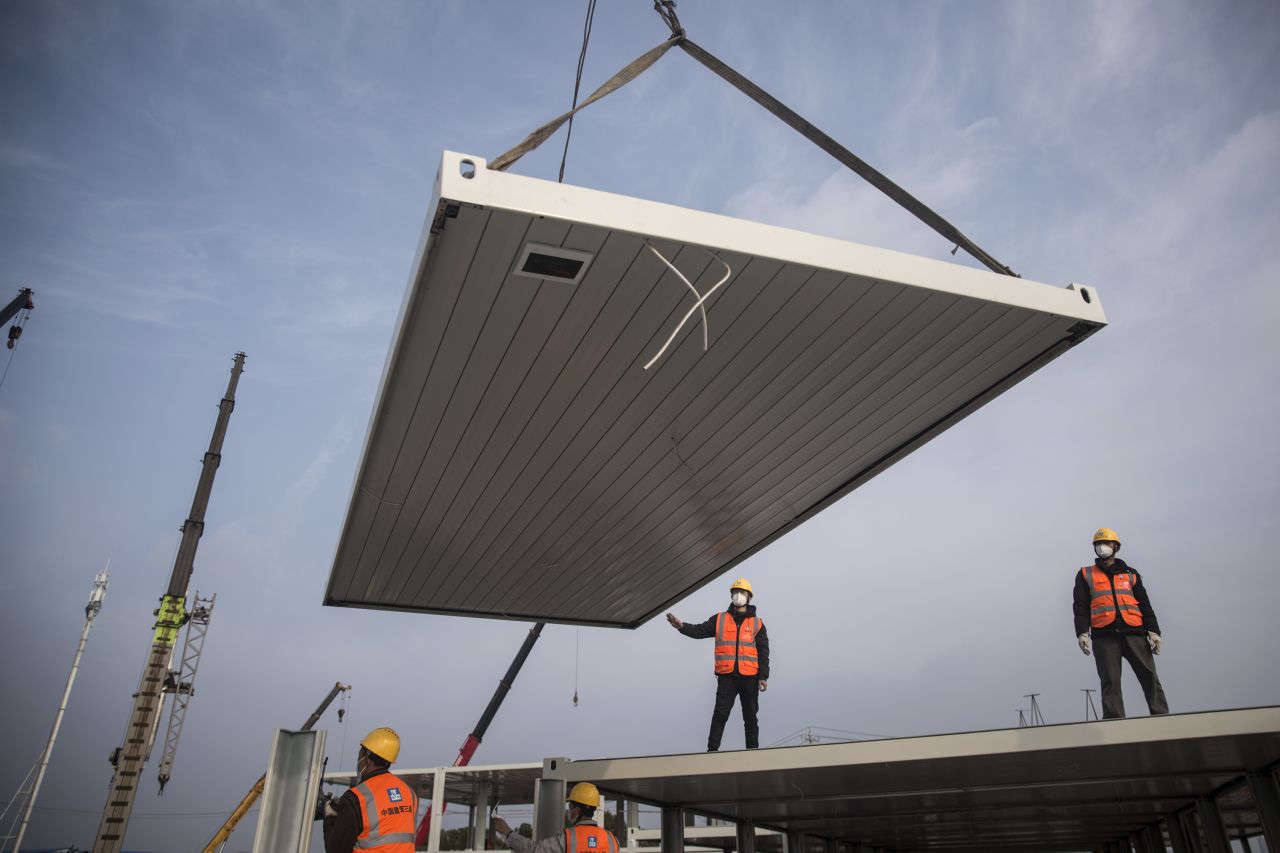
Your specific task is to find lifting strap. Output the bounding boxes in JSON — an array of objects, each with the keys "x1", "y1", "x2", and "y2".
[
  {"x1": 490, "y1": 36, "x2": 682, "y2": 173},
  {"x1": 675, "y1": 37, "x2": 1019, "y2": 277},
  {"x1": 491, "y1": 7, "x2": 1018, "y2": 278}
]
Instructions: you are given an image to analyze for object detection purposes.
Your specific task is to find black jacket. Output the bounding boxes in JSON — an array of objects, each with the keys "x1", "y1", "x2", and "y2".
[
  {"x1": 1073, "y1": 557, "x2": 1161, "y2": 637},
  {"x1": 678, "y1": 604, "x2": 770, "y2": 680}
]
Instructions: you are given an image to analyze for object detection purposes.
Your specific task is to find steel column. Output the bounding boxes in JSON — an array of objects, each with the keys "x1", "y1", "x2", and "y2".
[
  {"x1": 661, "y1": 806, "x2": 685, "y2": 853},
  {"x1": 735, "y1": 819, "x2": 756, "y2": 853},
  {"x1": 428, "y1": 768, "x2": 446, "y2": 853},
  {"x1": 1165, "y1": 813, "x2": 1191, "y2": 853},
  {"x1": 1180, "y1": 808, "x2": 1204, "y2": 853},
  {"x1": 1194, "y1": 797, "x2": 1230, "y2": 853},
  {"x1": 1143, "y1": 823, "x2": 1165, "y2": 853},
  {"x1": 1248, "y1": 769, "x2": 1280, "y2": 848},
  {"x1": 786, "y1": 831, "x2": 805, "y2": 853},
  {"x1": 470, "y1": 779, "x2": 490, "y2": 850},
  {"x1": 1237, "y1": 833, "x2": 1252, "y2": 853},
  {"x1": 1132, "y1": 830, "x2": 1151, "y2": 853},
  {"x1": 534, "y1": 779, "x2": 566, "y2": 842}
]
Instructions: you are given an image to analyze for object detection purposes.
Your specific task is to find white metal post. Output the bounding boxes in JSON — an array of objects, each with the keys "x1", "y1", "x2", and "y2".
[
  {"x1": 471, "y1": 777, "x2": 490, "y2": 851},
  {"x1": 15, "y1": 569, "x2": 108, "y2": 852},
  {"x1": 429, "y1": 768, "x2": 446, "y2": 853}
]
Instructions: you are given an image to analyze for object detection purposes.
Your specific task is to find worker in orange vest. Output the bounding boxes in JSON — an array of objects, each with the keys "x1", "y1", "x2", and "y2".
[
  {"x1": 492, "y1": 782, "x2": 619, "y2": 853},
  {"x1": 1074, "y1": 528, "x2": 1169, "y2": 719},
  {"x1": 667, "y1": 577, "x2": 770, "y2": 751},
  {"x1": 322, "y1": 727, "x2": 418, "y2": 853}
]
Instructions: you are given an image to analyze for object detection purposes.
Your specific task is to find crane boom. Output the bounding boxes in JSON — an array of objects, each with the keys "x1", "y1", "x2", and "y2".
[
  {"x1": 200, "y1": 681, "x2": 351, "y2": 853},
  {"x1": 0, "y1": 288, "x2": 33, "y2": 327},
  {"x1": 92, "y1": 353, "x2": 246, "y2": 853},
  {"x1": 415, "y1": 622, "x2": 545, "y2": 846}
]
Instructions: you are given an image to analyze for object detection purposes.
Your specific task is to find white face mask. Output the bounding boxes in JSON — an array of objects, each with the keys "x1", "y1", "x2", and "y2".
[
  {"x1": 731, "y1": 591, "x2": 749, "y2": 607},
  {"x1": 1095, "y1": 543, "x2": 1115, "y2": 559}
]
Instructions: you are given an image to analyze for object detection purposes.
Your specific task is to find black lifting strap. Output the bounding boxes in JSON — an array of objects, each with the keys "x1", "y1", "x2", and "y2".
[{"x1": 677, "y1": 38, "x2": 1019, "y2": 278}]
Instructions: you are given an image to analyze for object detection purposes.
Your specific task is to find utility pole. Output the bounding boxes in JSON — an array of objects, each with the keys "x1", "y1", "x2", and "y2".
[
  {"x1": 1024, "y1": 694, "x2": 1046, "y2": 726},
  {"x1": 93, "y1": 352, "x2": 245, "y2": 853},
  {"x1": 1082, "y1": 689, "x2": 1100, "y2": 721},
  {"x1": 10, "y1": 569, "x2": 109, "y2": 852}
]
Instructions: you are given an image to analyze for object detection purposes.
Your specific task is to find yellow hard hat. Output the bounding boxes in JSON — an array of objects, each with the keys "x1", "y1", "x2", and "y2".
[
  {"x1": 567, "y1": 782, "x2": 601, "y2": 808},
  {"x1": 360, "y1": 727, "x2": 401, "y2": 763},
  {"x1": 1092, "y1": 527, "x2": 1121, "y2": 545},
  {"x1": 730, "y1": 577, "x2": 753, "y2": 596}
]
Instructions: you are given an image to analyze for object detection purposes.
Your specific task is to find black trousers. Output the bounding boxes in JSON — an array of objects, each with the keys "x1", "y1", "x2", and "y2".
[
  {"x1": 708, "y1": 674, "x2": 759, "y2": 750},
  {"x1": 1093, "y1": 633, "x2": 1169, "y2": 719}
]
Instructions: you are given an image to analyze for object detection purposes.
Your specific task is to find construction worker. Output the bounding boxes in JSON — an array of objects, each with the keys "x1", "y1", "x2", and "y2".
[
  {"x1": 1074, "y1": 528, "x2": 1170, "y2": 719},
  {"x1": 491, "y1": 782, "x2": 619, "y2": 853},
  {"x1": 322, "y1": 727, "x2": 418, "y2": 853},
  {"x1": 666, "y1": 577, "x2": 770, "y2": 751}
]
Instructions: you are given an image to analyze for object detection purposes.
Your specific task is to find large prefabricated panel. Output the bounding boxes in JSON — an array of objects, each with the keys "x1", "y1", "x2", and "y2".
[{"x1": 324, "y1": 151, "x2": 1107, "y2": 628}]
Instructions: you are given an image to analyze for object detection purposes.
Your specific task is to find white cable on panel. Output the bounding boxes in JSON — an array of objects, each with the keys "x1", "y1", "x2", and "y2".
[
  {"x1": 646, "y1": 242, "x2": 709, "y2": 349},
  {"x1": 643, "y1": 244, "x2": 732, "y2": 370}
]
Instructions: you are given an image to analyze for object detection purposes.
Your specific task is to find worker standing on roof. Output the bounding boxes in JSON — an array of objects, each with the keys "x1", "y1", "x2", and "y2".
[
  {"x1": 666, "y1": 577, "x2": 770, "y2": 751},
  {"x1": 492, "y1": 782, "x2": 619, "y2": 853},
  {"x1": 1074, "y1": 528, "x2": 1170, "y2": 719},
  {"x1": 322, "y1": 727, "x2": 418, "y2": 853}
]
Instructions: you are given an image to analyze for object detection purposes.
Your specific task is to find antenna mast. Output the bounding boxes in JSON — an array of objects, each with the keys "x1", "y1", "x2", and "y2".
[
  {"x1": 92, "y1": 352, "x2": 245, "y2": 853},
  {"x1": 6, "y1": 569, "x2": 108, "y2": 852}
]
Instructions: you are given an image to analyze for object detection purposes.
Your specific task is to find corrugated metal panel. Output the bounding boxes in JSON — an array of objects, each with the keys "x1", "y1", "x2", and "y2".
[{"x1": 326, "y1": 151, "x2": 1107, "y2": 627}]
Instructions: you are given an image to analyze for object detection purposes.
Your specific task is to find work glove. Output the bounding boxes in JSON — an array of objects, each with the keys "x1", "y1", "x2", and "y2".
[
  {"x1": 759, "y1": 680, "x2": 768, "y2": 693},
  {"x1": 315, "y1": 792, "x2": 336, "y2": 821},
  {"x1": 1077, "y1": 634, "x2": 1091, "y2": 656},
  {"x1": 665, "y1": 612, "x2": 683, "y2": 630},
  {"x1": 1148, "y1": 632, "x2": 1162, "y2": 655}
]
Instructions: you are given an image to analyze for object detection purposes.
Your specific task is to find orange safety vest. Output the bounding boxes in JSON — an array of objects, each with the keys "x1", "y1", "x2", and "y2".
[
  {"x1": 1081, "y1": 565, "x2": 1144, "y2": 629},
  {"x1": 714, "y1": 612, "x2": 761, "y2": 676},
  {"x1": 564, "y1": 823, "x2": 619, "y2": 853},
  {"x1": 351, "y1": 772, "x2": 418, "y2": 852}
]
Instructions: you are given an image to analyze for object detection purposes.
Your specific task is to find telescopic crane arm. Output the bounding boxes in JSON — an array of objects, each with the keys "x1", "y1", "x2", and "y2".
[
  {"x1": 92, "y1": 353, "x2": 246, "y2": 853},
  {"x1": 415, "y1": 622, "x2": 545, "y2": 846},
  {"x1": 0, "y1": 288, "x2": 33, "y2": 326},
  {"x1": 200, "y1": 682, "x2": 351, "y2": 853},
  {"x1": 3, "y1": 287, "x2": 34, "y2": 349}
]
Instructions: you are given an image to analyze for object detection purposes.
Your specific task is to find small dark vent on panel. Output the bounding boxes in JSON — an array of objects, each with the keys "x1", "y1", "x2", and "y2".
[{"x1": 513, "y1": 243, "x2": 594, "y2": 285}]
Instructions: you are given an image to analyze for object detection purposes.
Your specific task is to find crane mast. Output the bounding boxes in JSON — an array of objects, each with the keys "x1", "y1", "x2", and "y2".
[{"x1": 93, "y1": 352, "x2": 246, "y2": 853}]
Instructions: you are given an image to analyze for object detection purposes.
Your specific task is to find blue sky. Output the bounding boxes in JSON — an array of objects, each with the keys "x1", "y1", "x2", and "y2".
[{"x1": 1, "y1": 2, "x2": 1278, "y2": 851}]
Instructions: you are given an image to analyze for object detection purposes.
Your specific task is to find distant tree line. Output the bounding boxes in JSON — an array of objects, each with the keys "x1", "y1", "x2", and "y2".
[{"x1": 436, "y1": 812, "x2": 618, "y2": 850}]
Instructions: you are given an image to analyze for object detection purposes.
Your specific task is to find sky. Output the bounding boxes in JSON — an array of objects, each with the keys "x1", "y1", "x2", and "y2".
[{"x1": 1, "y1": 1, "x2": 1278, "y2": 851}]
